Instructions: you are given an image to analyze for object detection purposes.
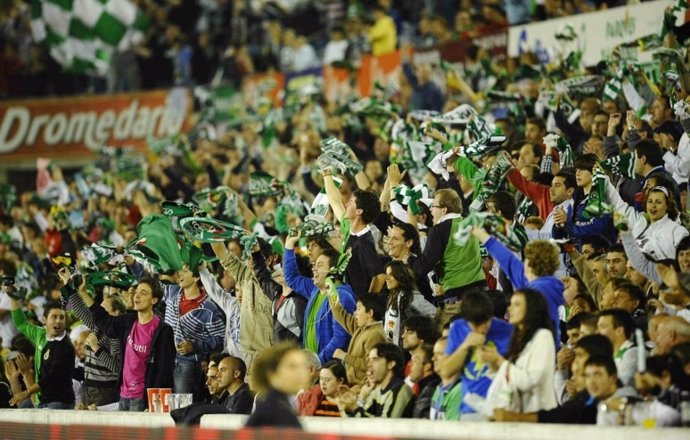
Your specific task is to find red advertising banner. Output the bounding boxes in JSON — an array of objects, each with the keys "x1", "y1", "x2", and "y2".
[{"x1": 0, "y1": 89, "x2": 192, "y2": 162}]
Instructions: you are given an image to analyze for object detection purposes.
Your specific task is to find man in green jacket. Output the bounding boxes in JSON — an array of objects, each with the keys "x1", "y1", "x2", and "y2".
[
  {"x1": 412, "y1": 189, "x2": 485, "y2": 327},
  {"x1": 9, "y1": 295, "x2": 75, "y2": 409}
]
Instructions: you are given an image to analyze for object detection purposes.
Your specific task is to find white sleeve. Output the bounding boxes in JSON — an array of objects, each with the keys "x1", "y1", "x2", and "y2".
[{"x1": 505, "y1": 329, "x2": 555, "y2": 392}]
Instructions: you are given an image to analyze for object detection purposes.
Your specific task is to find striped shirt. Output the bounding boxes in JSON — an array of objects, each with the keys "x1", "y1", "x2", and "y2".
[{"x1": 67, "y1": 292, "x2": 121, "y2": 387}]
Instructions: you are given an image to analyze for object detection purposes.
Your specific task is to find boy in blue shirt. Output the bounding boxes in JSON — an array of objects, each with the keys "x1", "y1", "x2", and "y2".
[{"x1": 442, "y1": 292, "x2": 512, "y2": 418}]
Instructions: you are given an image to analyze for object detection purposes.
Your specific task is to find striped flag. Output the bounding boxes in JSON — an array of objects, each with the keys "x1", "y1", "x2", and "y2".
[
  {"x1": 603, "y1": 66, "x2": 626, "y2": 101},
  {"x1": 30, "y1": 0, "x2": 148, "y2": 75},
  {"x1": 600, "y1": 152, "x2": 637, "y2": 180}
]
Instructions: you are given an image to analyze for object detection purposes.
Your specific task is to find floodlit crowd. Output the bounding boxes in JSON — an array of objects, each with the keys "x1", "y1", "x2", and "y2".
[{"x1": 1, "y1": 0, "x2": 690, "y2": 431}]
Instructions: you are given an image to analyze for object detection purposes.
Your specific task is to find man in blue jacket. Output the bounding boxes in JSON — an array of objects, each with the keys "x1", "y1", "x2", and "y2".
[
  {"x1": 472, "y1": 227, "x2": 564, "y2": 346},
  {"x1": 283, "y1": 233, "x2": 356, "y2": 363},
  {"x1": 553, "y1": 154, "x2": 616, "y2": 246}
]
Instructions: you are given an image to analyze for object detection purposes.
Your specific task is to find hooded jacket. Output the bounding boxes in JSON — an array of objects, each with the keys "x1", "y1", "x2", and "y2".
[{"x1": 484, "y1": 237, "x2": 564, "y2": 346}]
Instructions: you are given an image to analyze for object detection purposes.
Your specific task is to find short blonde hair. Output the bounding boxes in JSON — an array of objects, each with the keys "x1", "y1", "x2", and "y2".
[{"x1": 524, "y1": 240, "x2": 560, "y2": 276}]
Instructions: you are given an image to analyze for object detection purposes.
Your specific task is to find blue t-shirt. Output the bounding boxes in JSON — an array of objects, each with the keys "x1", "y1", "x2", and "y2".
[{"x1": 445, "y1": 318, "x2": 513, "y2": 414}]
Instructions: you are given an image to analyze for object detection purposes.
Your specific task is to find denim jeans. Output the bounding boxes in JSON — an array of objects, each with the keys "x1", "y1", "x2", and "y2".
[
  {"x1": 118, "y1": 397, "x2": 147, "y2": 412},
  {"x1": 38, "y1": 402, "x2": 74, "y2": 410},
  {"x1": 173, "y1": 360, "x2": 197, "y2": 394}
]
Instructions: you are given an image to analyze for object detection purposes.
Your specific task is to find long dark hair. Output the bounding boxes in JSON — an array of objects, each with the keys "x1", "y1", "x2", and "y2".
[
  {"x1": 506, "y1": 288, "x2": 553, "y2": 362},
  {"x1": 385, "y1": 260, "x2": 418, "y2": 314}
]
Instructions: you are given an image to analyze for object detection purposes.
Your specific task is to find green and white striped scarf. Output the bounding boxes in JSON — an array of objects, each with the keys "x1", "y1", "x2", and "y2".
[
  {"x1": 583, "y1": 169, "x2": 613, "y2": 220},
  {"x1": 453, "y1": 212, "x2": 524, "y2": 252},
  {"x1": 600, "y1": 152, "x2": 637, "y2": 179}
]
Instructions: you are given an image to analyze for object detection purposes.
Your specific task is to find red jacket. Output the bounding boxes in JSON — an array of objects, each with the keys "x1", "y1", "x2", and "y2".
[{"x1": 507, "y1": 169, "x2": 553, "y2": 221}]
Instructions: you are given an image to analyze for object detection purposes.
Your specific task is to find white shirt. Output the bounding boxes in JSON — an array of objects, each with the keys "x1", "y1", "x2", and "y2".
[
  {"x1": 323, "y1": 40, "x2": 349, "y2": 65},
  {"x1": 499, "y1": 328, "x2": 557, "y2": 413},
  {"x1": 0, "y1": 291, "x2": 18, "y2": 348}
]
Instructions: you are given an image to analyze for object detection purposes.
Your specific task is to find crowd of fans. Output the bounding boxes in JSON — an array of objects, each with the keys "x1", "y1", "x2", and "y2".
[
  {"x1": 1, "y1": 0, "x2": 637, "y2": 98},
  {"x1": 1, "y1": 0, "x2": 690, "y2": 432}
]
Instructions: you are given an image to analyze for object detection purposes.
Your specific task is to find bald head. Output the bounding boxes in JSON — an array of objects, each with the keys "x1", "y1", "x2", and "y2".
[{"x1": 654, "y1": 316, "x2": 690, "y2": 355}]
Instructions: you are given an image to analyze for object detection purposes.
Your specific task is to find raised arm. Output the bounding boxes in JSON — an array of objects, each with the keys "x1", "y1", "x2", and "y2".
[
  {"x1": 475, "y1": 231, "x2": 528, "y2": 289},
  {"x1": 323, "y1": 172, "x2": 346, "y2": 222},
  {"x1": 602, "y1": 177, "x2": 644, "y2": 227},
  {"x1": 282, "y1": 234, "x2": 316, "y2": 299}
]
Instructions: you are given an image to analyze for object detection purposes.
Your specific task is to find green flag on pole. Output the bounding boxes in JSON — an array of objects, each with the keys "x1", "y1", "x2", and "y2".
[{"x1": 30, "y1": 0, "x2": 149, "y2": 75}]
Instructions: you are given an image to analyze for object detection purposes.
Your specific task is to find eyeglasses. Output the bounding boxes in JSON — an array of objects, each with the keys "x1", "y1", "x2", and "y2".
[{"x1": 430, "y1": 204, "x2": 443, "y2": 209}]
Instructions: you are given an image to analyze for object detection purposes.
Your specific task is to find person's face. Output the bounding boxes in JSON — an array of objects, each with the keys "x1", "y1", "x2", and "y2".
[
  {"x1": 678, "y1": 249, "x2": 690, "y2": 273},
  {"x1": 591, "y1": 114, "x2": 609, "y2": 136},
  {"x1": 581, "y1": 244, "x2": 596, "y2": 258},
  {"x1": 432, "y1": 340, "x2": 447, "y2": 376},
  {"x1": 307, "y1": 240, "x2": 324, "y2": 263},
  {"x1": 227, "y1": 241, "x2": 243, "y2": 258},
  {"x1": 430, "y1": 196, "x2": 447, "y2": 225},
  {"x1": 220, "y1": 270, "x2": 236, "y2": 291},
  {"x1": 571, "y1": 347, "x2": 589, "y2": 378},
  {"x1": 74, "y1": 332, "x2": 88, "y2": 360},
  {"x1": 401, "y1": 327, "x2": 420, "y2": 351},
  {"x1": 646, "y1": 192, "x2": 668, "y2": 222},
  {"x1": 650, "y1": 98, "x2": 670, "y2": 126},
  {"x1": 508, "y1": 292, "x2": 527, "y2": 326},
  {"x1": 625, "y1": 261, "x2": 647, "y2": 286},
  {"x1": 584, "y1": 137, "x2": 605, "y2": 159},
  {"x1": 575, "y1": 168, "x2": 592, "y2": 188},
  {"x1": 652, "y1": 322, "x2": 674, "y2": 355},
  {"x1": 206, "y1": 365, "x2": 219, "y2": 395},
  {"x1": 602, "y1": 100, "x2": 618, "y2": 114},
  {"x1": 549, "y1": 176, "x2": 571, "y2": 204},
  {"x1": 101, "y1": 296, "x2": 121, "y2": 317},
  {"x1": 45, "y1": 308, "x2": 67, "y2": 338},
  {"x1": 606, "y1": 252, "x2": 627, "y2": 278},
  {"x1": 585, "y1": 365, "x2": 617, "y2": 400},
  {"x1": 597, "y1": 315, "x2": 620, "y2": 345},
  {"x1": 409, "y1": 352, "x2": 427, "y2": 383},
  {"x1": 566, "y1": 327, "x2": 581, "y2": 346},
  {"x1": 518, "y1": 144, "x2": 538, "y2": 168},
  {"x1": 344, "y1": 196, "x2": 359, "y2": 221},
  {"x1": 319, "y1": 368, "x2": 342, "y2": 398},
  {"x1": 269, "y1": 349, "x2": 309, "y2": 395},
  {"x1": 468, "y1": 320, "x2": 490, "y2": 335},
  {"x1": 614, "y1": 289, "x2": 638, "y2": 313},
  {"x1": 384, "y1": 266, "x2": 399, "y2": 291},
  {"x1": 133, "y1": 282, "x2": 158, "y2": 312},
  {"x1": 312, "y1": 255, "x2": 332, "y2": 289},
  {"x1": 354, "y1": 301, "x2": 372, "y2": 328},
  {"x1": 216, "y1": 358, "x2": 238, "y2": 391},
  {"x1": 387, "y1": 226, "x2": 411, "y2": 260},
  {"x1": 177, "y1": 266, "x2": 197, "y2": 289},
  {"x1": 570, "y1": 298, "x2": 592, "y2": 317},
  {"x1": 367, "y1": 348, "x2": 392, "y2": 385},
  {"x1": 524, "y1": 123, "x2": 543, "y2": 145}
]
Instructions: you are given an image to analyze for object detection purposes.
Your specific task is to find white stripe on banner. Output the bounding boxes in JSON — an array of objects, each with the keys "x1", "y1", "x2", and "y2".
[
  {"x1": 74, "y1": 0, "x2": 106, "y2": 28},
  {"x1": 43, "y1": 1, "x2": 72, "y2": 38}
]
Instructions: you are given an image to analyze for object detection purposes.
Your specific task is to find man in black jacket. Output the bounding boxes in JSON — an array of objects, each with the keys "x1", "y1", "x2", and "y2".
[
  {"x1": 85, "y1": 276, "x2": 175, "y2": 411},
  {"x1": 216, "y1": 356, "x2": 252, "y2": 414}
]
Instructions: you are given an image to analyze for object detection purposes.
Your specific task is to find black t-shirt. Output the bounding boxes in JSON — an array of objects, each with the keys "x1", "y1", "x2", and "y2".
[
  {"x1": 40, "y1": 337, "x2": 76, "y2": 405},
  {"x1": 345, "y1": 229, "x2": 385, "y2": 298}
]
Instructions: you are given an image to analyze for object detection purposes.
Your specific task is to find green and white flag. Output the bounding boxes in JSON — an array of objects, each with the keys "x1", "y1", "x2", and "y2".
[
  {"x1": 603, "y1": 66, "x2": 626, "y2": 102},
  {"x1": 600, "y1": 152, "x2": 637, "y2": 179},
  {"x1": 31, "y1": 0, "x2": 149, "y2": 75}
]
